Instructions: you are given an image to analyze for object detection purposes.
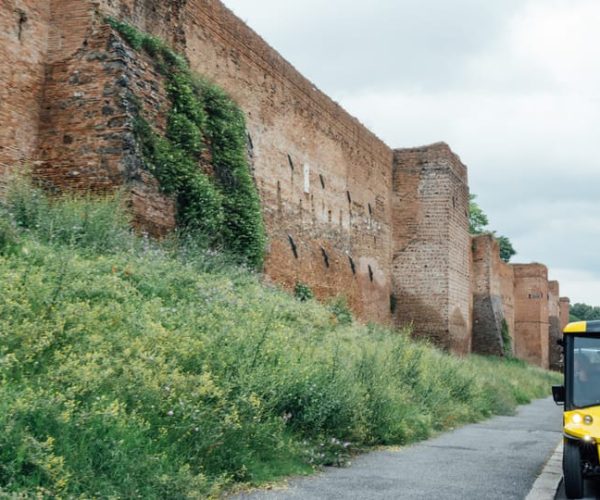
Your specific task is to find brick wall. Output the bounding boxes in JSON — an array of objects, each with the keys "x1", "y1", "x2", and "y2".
[
  {"x1": 513, "y1": 264, "x2": 550, "y2": 368},
  {"x1": 35, "y1": 23, "x2": 176, "y2": 235},
  {"x1": 471, "y1": 234, "x2": 505, "y2": 356},
  {"x1": 0, "y1": 0, "x2": 50, "y2": 181},
  {"x1": 392, "y1": 143, "x2": 471, "y2": 354},
  {"x1": 560, "y1": 297, "x2": 571, "y2": 331},
  {"x1": 181, "y1": 0, "x2": 395, "y2": 323},
  {"x1": 23, "y1": 0, "x2": 395, "y2": 324}
]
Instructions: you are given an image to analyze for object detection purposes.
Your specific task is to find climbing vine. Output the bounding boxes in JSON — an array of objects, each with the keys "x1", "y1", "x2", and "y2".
[{"x1": 106, "y1": 18, "x2": 266, "y2": 268}]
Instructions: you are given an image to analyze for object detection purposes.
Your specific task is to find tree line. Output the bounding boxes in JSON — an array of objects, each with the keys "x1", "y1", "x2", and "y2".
[
  {"x1": 570, "y1": 303, "x2": 600, "y2": 322},
  {"x1": 469, "y1": 194, "x2": 516, "y2": 263}
]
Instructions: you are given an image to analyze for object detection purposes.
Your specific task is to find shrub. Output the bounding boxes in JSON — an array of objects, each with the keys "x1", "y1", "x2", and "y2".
[
  {"x1": 0, "y1": 210, "x2": 19, "y2": 255},
  {"x1": 329, "y1": 296, "x2": 353, "y2": 325},
  {"x1": 501, "y1": 318, "x2": 513, "y2": 357},
  {"x1": 294, "y1": 282, "x2": 314, "y2": 302},
  {"x1": 2, "y1": 174, "x2": 133, "y2": 254}
]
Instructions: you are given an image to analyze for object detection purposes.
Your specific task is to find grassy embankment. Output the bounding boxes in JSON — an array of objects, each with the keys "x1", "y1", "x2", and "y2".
[{"x1": 0, "y1": 180, "x2": 560, "y2": 498}]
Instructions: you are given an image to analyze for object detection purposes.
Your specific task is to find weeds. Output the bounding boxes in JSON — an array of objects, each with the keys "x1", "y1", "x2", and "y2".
[{"x1": 294, "y1": 282, "x2": 314, "y2": 302}]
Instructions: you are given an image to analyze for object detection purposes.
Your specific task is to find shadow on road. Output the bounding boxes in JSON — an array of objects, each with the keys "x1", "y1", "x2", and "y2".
[{"x1": 555, "y1": 477, "x2": 600, "y2": 499}]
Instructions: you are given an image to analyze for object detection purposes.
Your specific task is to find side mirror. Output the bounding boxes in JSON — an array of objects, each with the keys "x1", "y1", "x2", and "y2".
[{"x1": 552, "y1": 385, "x2": 565, "y2": 405}]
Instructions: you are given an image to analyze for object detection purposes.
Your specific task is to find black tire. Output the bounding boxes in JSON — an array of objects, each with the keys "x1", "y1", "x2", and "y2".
[{"x1": 564, "y1": 439, "x2": 584, "y2": 499}]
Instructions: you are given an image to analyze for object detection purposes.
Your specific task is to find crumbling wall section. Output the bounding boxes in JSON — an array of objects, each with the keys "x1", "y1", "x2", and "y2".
[
  {"x1": 513, "y1": 264, "x2": 550, "y2": 368},
  {"x1": 471, "y1": 234, "x2": 505, "y2": 356},
  {"x1": 35, "y1": 22, "x2": 176, "y2": 235},
  {"x1": 0, "y1": 0, "x2": 51, "y2": 181},
  {"x1": 392, "y1": 143, "x2": 471, "y2": 354}
]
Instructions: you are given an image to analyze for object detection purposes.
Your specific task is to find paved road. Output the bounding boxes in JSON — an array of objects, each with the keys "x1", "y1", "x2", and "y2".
[{"x1": 235, "y1": 398, "x2": 562, "y2": 500}]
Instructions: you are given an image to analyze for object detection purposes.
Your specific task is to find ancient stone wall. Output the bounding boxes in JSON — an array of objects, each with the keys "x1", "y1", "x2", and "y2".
[
  {"x1": 0, "y1": 0, "x2": 50, "y2": 181},
  {"x1": 35, "y1": 22, "x2": 176, "y2": 234},
  {"x1": 548, "y1": 281, "x2": 561, "y2": 371},
  {"x1": 471, "y1": 234, "x2": 505, "y2": 356},
  {"x1": 513, "y1": 264, "x2": 550, "y2": 368},
  {"x1": 392, "y1": 144, "x2": 471, "y2": 354},
  {"x1": 3, "y1": 0, "x2": 394, "y2": 324},
  {"x1": 100, "y1": 0, "x2": 396, "y2": 323}
]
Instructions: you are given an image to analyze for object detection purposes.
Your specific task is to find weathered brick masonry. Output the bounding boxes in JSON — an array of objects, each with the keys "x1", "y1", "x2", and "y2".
[
  {"x1": 37, "y1": 21, "x2": 176, "y2": 234},
  {"x1": 471, "y1": 235, "x2": 506, "y2": 356},
  {"x1": 0, "y1": 0, "x2": 50, "y2": 181},
  {"x1": 513, "y1": 264, "x2": 550, "y2": 368},
  {"x1": 1, "y1": 0, "x2": 570, "y2": 362},
  {"x1": 392, "y1": 144, "x2": 471, "y2": 354},
  {"x1": 470, "y1": 238, "x2": 572, "y2": 367}
]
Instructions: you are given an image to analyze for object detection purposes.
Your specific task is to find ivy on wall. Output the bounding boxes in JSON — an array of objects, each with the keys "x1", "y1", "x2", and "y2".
[{"x1": 106, "y1": 18, "x2": 266, "y2": 268}]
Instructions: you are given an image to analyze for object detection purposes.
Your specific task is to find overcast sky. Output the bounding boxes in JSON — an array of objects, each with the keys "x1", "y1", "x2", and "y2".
[{"x1": 222, "y1": 0, "x2": 600, "y2": 305}]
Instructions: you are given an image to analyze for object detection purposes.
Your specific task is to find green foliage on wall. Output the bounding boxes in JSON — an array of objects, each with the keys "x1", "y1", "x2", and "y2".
[
  {"x1": 328, "y1": 296, "x2": 353, "y2": 326},
  {"x1": 501, "y1": 319, "x2": 512, "y2": 357},
  {"x1": 106, "y1": 18, "x2": 266, "y2": 268},
  {"x1": 468, "y1": 194, "x2": 489, "y2": 235},
  {"x1": 294, "y1": 282, "x2": 314, "y2": 302}
]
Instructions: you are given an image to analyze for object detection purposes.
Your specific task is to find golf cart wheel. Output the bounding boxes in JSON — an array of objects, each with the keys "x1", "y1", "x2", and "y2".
[{"x1": 564, "y1": 439, "x2": 584, "y2": 499}]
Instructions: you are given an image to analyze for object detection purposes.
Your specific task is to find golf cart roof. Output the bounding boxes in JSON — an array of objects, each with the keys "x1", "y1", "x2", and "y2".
[{"x1": 564, "y1": 320, "x2": 600, "y2": 334}]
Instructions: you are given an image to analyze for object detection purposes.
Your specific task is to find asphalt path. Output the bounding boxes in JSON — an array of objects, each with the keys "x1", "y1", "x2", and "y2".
[{"x1": 235, "y1": 398, "x2": 562, "y2": 500}]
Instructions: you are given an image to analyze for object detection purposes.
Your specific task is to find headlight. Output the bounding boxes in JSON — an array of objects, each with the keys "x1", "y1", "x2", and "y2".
[
  {"x1": 585, "y1": 415, "x2": 594, "y2": 425},
  {"x1": 572, "y1": 413, "x2": 583, "y2": 424}
]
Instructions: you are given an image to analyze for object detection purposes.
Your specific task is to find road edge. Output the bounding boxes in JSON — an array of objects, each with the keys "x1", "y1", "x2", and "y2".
[{"x1": 525, "y1": 440, "x2": 563, "y2": 500}]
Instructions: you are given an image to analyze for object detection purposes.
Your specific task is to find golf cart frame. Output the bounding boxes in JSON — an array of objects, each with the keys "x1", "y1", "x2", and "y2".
[{"x1": 553, "y1": 320, "x2": 600, "y2": 499}]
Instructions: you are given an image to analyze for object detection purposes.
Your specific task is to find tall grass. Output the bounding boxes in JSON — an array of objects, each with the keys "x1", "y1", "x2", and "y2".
[{"x1": 0, "y1": 180, "x2": 560, "y2": 498}]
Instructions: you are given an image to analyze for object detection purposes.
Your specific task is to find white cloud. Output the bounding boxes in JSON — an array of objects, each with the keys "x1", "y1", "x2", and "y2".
[
  {"x1": 552, "y1": 268, "x2": 600, "y2": 305},
  {"x1": 510, "y1": 0, "x2": 600, "y2": 93},
  {"x1": 222, "y1": 0, "x2": 600, "y2": 304}
]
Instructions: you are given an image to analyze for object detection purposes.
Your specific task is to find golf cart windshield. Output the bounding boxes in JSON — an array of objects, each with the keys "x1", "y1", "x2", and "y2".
[{"x1": 572, "y1": 336, "x2": 600, "y2": 408}]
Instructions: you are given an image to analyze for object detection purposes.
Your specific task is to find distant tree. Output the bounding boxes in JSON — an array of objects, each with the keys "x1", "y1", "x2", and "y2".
[
  {"x1": 496, "y1": 235, "x2": 516, "y2": 263},
  {"x1": 468, "y1": 194, "x2": 517, "y2": 263},
  {"x1": 570, "y1": 303, "x2": 600, "y2": 322},
  {"x1": 469, "y1": 194, "x2": 489, "y2": 235}
]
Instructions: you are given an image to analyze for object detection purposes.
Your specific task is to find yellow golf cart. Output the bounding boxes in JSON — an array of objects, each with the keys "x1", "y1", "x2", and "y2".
[{"x1": 553, "y1": 320, "x2": 600, "y2": 498}]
